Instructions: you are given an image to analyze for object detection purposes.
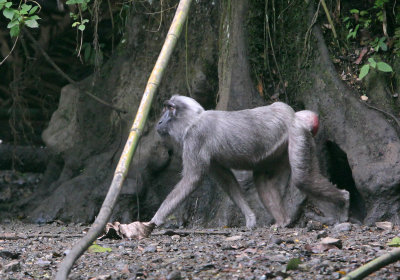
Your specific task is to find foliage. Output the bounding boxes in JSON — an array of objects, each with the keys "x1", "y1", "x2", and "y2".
[
  {"x1": 66, "y1": 0, "x2": 91, "y2": 32},
  {"x1": 88, "y1": 243, "x2": 112, "y2": 253},
  {"x1": 387, "y1": 237, "x2": 400, "y2": 247},
  {"x1": 0, "y1": 0, "x2": 40, "y2": 37},
  {"x1": 359, "y1": 57, "x2": 392, "y2": 80}
]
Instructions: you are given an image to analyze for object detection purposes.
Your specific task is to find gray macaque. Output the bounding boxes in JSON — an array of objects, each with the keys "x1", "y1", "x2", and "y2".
[{"x1": 132, "y1": 95, "x2": 349, "y2": 238}]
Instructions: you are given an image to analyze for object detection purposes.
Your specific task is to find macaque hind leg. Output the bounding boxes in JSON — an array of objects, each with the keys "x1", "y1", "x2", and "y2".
[
  {"x1": 288, "y1": 112, "x2": 350, "y2": 222},
  {"x1": 209, "y1": 163, "x2": 256, "y2": 229},
  {"x1": 254, "y1": 161, "x2": 291, "y2": 227}
]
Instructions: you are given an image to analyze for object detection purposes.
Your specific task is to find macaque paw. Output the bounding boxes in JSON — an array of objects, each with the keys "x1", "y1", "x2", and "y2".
[{"x1": 119, "y1": 221, "x2": 156, "y2": 240}]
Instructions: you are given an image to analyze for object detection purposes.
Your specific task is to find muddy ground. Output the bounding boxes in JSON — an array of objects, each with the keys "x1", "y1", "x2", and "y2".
[{"x1": 0, "y1": 221, "x2": 399, "y2": 279}]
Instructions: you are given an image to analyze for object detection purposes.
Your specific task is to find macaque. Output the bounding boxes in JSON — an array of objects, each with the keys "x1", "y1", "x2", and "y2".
[{"x1": 129, "y1": 95, "x2": 349, "y2": 239}]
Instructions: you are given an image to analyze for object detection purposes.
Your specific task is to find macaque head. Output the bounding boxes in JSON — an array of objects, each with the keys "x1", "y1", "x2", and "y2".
[{"x1": 156, "y1": 95, "x2": 205, "y2": 142}]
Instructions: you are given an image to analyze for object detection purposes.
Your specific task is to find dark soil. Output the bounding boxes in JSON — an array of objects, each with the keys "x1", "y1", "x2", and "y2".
[{"x1": 0, "y1": 221, "x2": 399, "y2": 279}]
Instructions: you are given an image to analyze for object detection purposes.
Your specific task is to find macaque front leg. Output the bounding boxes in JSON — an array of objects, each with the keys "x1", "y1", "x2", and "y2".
[{"x1": 150, "y1": 172, "x2": 203, "y2": 227}]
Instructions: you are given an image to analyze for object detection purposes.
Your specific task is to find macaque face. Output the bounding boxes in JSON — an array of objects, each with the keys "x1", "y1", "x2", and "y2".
[{"x1": 156, "y1": 100, "x2": 177, "y2": 137}]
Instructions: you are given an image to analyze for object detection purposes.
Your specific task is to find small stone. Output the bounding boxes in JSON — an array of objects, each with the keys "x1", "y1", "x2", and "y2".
[
  {"x1": 317, "y1": 230, "x2": 328, "y2": 239},
  {"x1": 307, "y1": 220, "x2": 323, "y2": 231},
  {"x1": 271, "y1": 236, "x2": 284, "y2": 245},
  {"x1": 36, "y1": 259, "x2": 51, "y2": 267},
  {"x1": 321, "y1": 237, "x2": 342, "y2": 249},
  {"x1": 143, "y1": 245, "x2": 157, "y2": 253},
  {"x1": 333, "y1": 222, "x2": 352, "y2": 232},
  {"x1": 375, "y1": 222, "x2": 393, "y2": 231},
  {"x1": 166, "y1": 270, "x2": 182, "y2": 280},
  {"x1": 3, "y1": 260, "x2": 21, "y2": 272},
  {"x1": 171, "y1": 234, "x2": 181, "y2": 241},
  {"x1": 225, "y1": 235, "x2": 242, "y2": 242}
]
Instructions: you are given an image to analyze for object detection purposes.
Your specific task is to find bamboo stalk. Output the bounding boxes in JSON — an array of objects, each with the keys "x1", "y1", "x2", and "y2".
[
  {"x1": 321, "y1": 0, "x2": 337, "y2": 39},
  {"x1": 341, "y1": 248, "x2": 400, "y2": 280},
  {"x1": 55, "y1": 1, "x2": 193, "y2": 279}
]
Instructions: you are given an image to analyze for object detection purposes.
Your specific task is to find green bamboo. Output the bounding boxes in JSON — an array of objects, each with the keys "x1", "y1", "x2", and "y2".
[
  {"x1": 341, "y1": 248, "x2": 400, "y2": 280},
  {"x1": 55, "y1": 1, "x2": 193, "y2": 279},
  {"x1": 320, "y1": 0, "x2": 337, "y2": 39}
]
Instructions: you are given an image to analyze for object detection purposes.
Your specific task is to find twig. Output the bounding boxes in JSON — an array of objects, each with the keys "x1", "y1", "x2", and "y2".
[
  {"x1": 341, "y1": 248, "x2": 400, "y2": 280},
  {"x1": 153, "y1": 230, "x2": 231, "y2": 236},
  {"x1": 0, "y1": 36, "x2": 19, "y2": 66},
  {"x1": 23, "y1": 29, "x2": 127, "y2": 114},
  {"x1": 362, "y1": 101, "x2": 400, "y2": 129}
]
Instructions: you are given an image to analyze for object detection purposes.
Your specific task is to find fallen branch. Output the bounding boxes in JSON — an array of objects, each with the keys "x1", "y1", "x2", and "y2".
[
  {"x1": 0, "y1": 233, "x2": 84, "y2": 240},
  {"x1": 23, "y1": 29, "x2": 127, "y2": 114},
  {"x1": 55, "y1": 0, "x2": 193, "y2": 279},
  {"x1": 341, "y1": 248, "x2": 400, "y2": 280}
]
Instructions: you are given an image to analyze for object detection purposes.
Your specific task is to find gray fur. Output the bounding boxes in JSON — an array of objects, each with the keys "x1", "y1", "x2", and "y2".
[{"x1": 152, "y1": 95, "x2": 349, "y2": 227}]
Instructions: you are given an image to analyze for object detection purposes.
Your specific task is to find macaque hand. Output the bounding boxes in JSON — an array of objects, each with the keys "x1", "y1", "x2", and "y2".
[{"x1": 119, "y1": 221, "x2": 156, "y2": 240}]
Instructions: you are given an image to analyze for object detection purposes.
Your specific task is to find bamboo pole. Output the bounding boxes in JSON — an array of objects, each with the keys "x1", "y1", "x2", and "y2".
[
  {"x1": 55, "y1": 1, "x2": 193, "y2": 279},
  {"x1": 341, "y1": 248, "x2": 400, "y2": 280}
]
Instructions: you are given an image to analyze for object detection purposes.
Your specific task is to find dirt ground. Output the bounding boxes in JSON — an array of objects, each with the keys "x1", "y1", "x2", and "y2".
[{"x1": 0, "y1": 221, "x2": 399, "y2": 279}]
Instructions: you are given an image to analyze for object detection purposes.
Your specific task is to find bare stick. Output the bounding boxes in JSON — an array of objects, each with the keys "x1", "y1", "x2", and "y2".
[
  {"x1": 0, "y1": 36, "x2": 19, "y2": 66},
  {"x1": 341, "y1": 248, "x2": 400, "y2": 280},
  {"x1": 55, "y1": 0, "x2": 193, "y2": 279}
]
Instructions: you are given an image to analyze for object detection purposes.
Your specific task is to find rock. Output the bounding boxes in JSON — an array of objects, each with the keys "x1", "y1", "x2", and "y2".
[
  {"x1": 225, "y1": 235, "x2": 242, "y2": 242},
  {"x1": 143, "y1": 245, "x2": 157, "y2": 253},
  {"x1": 171, "y1": 235, "x2": 181, "y2": 241},
  {"x1": 3, "y1": 260, "x2": 21, "y2": 272},
  {"x1": 306, "y1": 220, "x2": 324, "y2": 231},
  {"x1": 317, "y1": 230, "x2": 328, "y2": 239},
  {"x1": 36, "y1": 259, "x2": 51, "y2": 267},
  {"x1": 270, "y1": 236, "x2": 284, "y2": 245},
  {"x1": 166, "y1": 270, "x2": 182, "y2": 280},
  {"x1": 321, "y1": 237, "x2": 342, "y2": 249},
  {"x1": 375, "y1": 222, "x2": 393, "y2": 231},
  {"x1": 333, "y1": 222, "x2": 352, "y2": 232}
]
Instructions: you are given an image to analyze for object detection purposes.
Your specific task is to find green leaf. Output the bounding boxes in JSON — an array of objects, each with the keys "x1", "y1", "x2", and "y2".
[
  {"x1": 66, "y1": 0, "x2": 78, "y2": 5},
  {"x1": 359, "y1": 64, "x2": 370, "y2": 80},
  {"x1": 88, "y1": 244, "x2": 112, "y2": 253},
  {"x1": 5, "y1": 1, "x2": 12, "y2": 8},
  {"x1": 78, "y1": 24, "x2": 85, "y2": 31},
  {"x1": 28, "y1": 15, "x2": 40, "y2": 20},
  {"x1": 286, "y1": 258, "x2": 302, "y2": 271},
  {"x1": 379, "y1": 41, "x2": 387, "y2": 51},
  {"x1": 29, "y1": 5, "x2": 38, "y2": 15},
  {"x1": 0, "y1": 0, "x2": 7, "y2": 4},
  {"x1": 3, "y1": 8, "x2": 15, "y2": 20},
  {"x1": 360, "y1": 10, "x2": 368, "y2": 16},
  {"x1": 368, "y1": 58, "x2": 376, "y2": 68},
  {"x1": 350, "y1": 9, "x2": 359, "y2": 14},
  {"x1": 7, "y1": 19, "x2": 19, "y2": 28},
  {"x1": 81, "y1": 19, "x2": 89, "y2": 24},
  {"x1": 10, "y1": 25, "x2": 19, "y2": 37},
  {"x1": 25, "y1": 19, "x2": 38, "y2": 28},
  {"x1": 376, "y1": 62, "x2": 393, "y2": 72},
  {"x1": 388, "y1": 237, "x2": 400, "y2": 247},
  {"x1": 20, "y1": 3, "x2": 31, "y2": 14}
]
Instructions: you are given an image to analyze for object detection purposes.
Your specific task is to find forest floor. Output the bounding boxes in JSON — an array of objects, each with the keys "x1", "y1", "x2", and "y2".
[{"x1": 0, "y1": 221, "x2": 399, "y2": 279}]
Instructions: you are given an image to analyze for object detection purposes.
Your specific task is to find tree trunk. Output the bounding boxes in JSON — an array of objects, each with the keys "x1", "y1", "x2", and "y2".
[{"x1": 21, "y1": 0, "x2": 400, "y2": 227}]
